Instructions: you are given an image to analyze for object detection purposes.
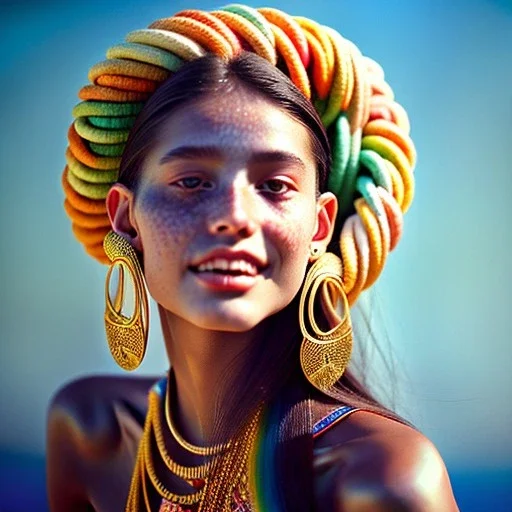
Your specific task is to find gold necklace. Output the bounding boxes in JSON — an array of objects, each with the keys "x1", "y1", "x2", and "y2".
[
  {"x1": 151, "y1": 391, "x2": 211, "y2": 481},
  {"x1": 199, "y1": 406, "x2": 261, "y2": 511},
  {"x1": 126, "y1": 390, "x2": 205, "y2": 510},
  {"x1": 125, "y1": 379, "x2": 262, "y2": 511},
  {"x1": 143, "y1": 414, "x2": 205, "y2": 505},
  {"x1": 164, "y1": 374, "x2": 230, "y2": 456}
]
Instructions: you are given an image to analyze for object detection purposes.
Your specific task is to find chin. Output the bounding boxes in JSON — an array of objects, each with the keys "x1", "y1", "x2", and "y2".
[
  {"x1": 189, "y1": 310, "x2": 263, "y2": 333},
  {"x1": 160, "y1": 291, "x2": 293, "y2": 333}
]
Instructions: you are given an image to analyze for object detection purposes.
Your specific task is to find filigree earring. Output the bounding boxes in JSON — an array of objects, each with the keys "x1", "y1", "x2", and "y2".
[
  {"x1": 103, "y1": 230, "x2": 149, "y2": 370},
  {"x1": 299, "y1": 252, "x2": 353, "y2": 394}
]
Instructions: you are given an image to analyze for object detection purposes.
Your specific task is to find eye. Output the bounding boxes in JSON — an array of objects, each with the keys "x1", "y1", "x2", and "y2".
[
  {"x1": 173, "y1": 177, "x2": 214, "y2": 190},
  {"x1": 257, "y1": 179, "x2": 290, "y2": 194}
]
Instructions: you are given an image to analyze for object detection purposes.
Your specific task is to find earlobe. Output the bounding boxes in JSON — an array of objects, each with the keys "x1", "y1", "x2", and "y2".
[{"x1": 106, "y1": 184, "x2": 142, "y2": 251}]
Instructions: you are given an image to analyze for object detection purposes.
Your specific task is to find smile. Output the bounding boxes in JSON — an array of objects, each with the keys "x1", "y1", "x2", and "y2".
[
  {"x1": 189, "y1": 257, "x2": 266, "y2": 292},
  {"x1": 195, "y1": 258, "x2": 258, "y2": 276}
]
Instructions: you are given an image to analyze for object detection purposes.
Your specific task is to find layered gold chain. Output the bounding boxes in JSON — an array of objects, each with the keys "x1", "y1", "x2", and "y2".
[
  {"x1": 152, "y1": 390, "x2": 211, "y2": 481},
  {"x1": 126, "y1": 391, "x2": 205, "y2": 509},
  {"x1": 125, "y1": 381, "x2": 262, "y2": 511},
  {"x1": 199, "y1": 407, "x2": 261, "y2": 510},
  {"x1": 164, "y1": 376, "x2": 230, "y2": 457}
]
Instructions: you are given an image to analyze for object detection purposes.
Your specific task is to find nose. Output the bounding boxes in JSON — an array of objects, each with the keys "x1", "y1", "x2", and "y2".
[{"x1": 207, "y1": 176, "x2": 257, "y2": 238}]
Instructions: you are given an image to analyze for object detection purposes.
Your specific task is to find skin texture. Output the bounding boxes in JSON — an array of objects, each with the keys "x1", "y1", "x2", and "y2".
[
  {"x1": 107, "y1": 84, "x2": 337, "y2": 446},
  {"x1": 47, "y1": 375, "x2": 460, "y2": 511},
  {"x1": 122, "y1": 86, "x2": 326, "y2": 332},
  {"x1": 48, "y1": 86, "x2": 460, "y2": 511}
]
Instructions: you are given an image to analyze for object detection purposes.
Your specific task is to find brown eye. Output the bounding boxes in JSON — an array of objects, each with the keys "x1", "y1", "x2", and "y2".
[
  {"x1": 182, "y1": 177, "x2": 202, "y2": 189},
  {"x1": 176, "y1": 177, "x2": 213, "y2": 190},
  {"x1": 259, "y1": 179, "x2": 288, "y2": 194}
]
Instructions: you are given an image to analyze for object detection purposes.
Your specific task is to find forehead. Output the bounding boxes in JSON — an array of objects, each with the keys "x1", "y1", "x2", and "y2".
[{"x1": 149, "y1": 86, "x2": 314, "y2": 165}]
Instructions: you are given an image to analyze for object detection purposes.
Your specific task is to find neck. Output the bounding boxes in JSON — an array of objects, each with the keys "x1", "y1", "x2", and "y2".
[{"x1": 158, "y1": 304, "x2": 268, "y2": 447}]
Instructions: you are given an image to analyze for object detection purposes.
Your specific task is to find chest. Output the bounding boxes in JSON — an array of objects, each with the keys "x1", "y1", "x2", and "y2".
[
  {"x1": 86, "y1": 392, "x2": 356, "y2": 511},
  {"x1": 85, "y1": 439, "x2": 351, "y2": 512}
]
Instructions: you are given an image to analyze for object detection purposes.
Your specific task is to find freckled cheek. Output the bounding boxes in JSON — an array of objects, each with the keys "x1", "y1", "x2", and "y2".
[
  {"x1": 265, "y1": 212, "x2": 314, "y2": 260},
  {"x1": 265, "y1": 219, "x2": 311, "y2": 298},
  {"x1": 270, "y1": 225, "x2": 305, "y2": 255},
  {"x1": 135, "y1": 188, "x2": 200, "y2": 266}
]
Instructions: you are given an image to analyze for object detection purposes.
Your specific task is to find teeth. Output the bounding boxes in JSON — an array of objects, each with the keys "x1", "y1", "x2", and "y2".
[
  {"x1": 196, "y1": 259, "x2": 258, "y2": 275},
  {"x1": 215, "y1": 259, "x2": 229, "y2": 271}
]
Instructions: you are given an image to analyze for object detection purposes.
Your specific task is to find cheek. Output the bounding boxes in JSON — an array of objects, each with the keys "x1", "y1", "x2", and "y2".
[
  {"x1": 135, "y1": 186, "x2": 198, "y2": 264},
  {"x1": 271, "y1": 222, "x2": 306, "y2": 254},
  {"x1": 266, "y1": 202, "x2": 316, "y2": 262}
]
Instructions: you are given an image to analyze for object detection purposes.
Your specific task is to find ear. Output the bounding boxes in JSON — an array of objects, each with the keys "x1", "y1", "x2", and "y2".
[
  {"x1": 106, "y1": 184, "x2": 143, "y2": 252},
  {"x1": 310, "y1": 192, "x2": 338, "y2": 258}
]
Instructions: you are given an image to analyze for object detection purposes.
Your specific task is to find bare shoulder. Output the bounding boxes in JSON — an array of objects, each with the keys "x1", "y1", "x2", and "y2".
[
  {"x1": 314, "y1": 410, "x2": 460, "y2": 512},
  {"x1": 48, "y1": 374, "x2": 158, "y2": 440},
  {"x1": 46, "y1": 374, "x2": 159, "y2": 511}
]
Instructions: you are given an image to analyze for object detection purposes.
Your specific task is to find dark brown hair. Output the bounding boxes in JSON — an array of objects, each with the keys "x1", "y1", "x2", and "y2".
[
  {"x1": 119, "y1": 52, "x2": 331, "y2": 195},
  {"x1": 118, "y1": 52, "x2": 406, "y2": 510}
]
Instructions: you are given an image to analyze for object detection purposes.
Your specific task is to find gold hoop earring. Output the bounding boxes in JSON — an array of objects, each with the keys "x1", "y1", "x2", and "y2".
[
  {"x1": 103, "y1": 230, "x2": 149, "y2": 370},
  {"x1": 299, "y1": 252, "x2": 353, "y2": 394}
]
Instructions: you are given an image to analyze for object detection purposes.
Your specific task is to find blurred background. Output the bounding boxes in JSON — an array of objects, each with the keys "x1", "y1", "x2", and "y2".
[{"x1": 0, "y1": 0, "x2": 511, "y2": 510}]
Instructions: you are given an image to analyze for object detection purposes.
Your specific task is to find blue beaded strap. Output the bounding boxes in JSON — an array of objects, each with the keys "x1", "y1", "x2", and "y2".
[
  {"x1": 152, "y1": 376, "x2": 167, "y2": 397},
  {"x1": 312, "y1": 405, "x2": 359, "y2": 438}
]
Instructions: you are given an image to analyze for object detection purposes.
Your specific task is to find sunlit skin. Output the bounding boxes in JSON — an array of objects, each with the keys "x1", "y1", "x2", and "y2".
[
  {"x1": 129, "y1": 86, "x2": 325, "y2": 333},
  {"x1": 107, "y1": 84, "x2": 337, "y2": 448},
  {"x1": 47, "y1": 84, "x2": 460, "y2": 511}
]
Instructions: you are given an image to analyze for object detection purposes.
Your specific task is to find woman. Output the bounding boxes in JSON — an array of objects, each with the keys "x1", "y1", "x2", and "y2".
[{"x1": 47, "y1": 5, "x2": 459, "y2": 511}]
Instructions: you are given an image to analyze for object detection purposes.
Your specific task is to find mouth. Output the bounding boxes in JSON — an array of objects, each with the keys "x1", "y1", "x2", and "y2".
[
  {"x1": 190, "y1": 258, "x2": 260, "y2": 276},
  {"x1": 188, "y1": 258, "x2": 268, "y2": 292}
]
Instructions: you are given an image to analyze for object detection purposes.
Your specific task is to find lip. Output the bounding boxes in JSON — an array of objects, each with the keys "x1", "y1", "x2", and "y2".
[
  {"x1": 189, "y1": 248, "x2": 269, "y2": 293},
  {"x1": 190, "y1": 248, "x2": 268, "y2": 271},
  {"x1": 192, "y1": 271, "x2": 262, "y2": 293}
]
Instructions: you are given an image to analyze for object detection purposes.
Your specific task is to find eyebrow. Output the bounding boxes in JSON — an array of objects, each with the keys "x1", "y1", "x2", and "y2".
[
  {"x1": 159, "y1": 145, "x2": 307, "y2": 172},
  {"x1": 159, "y1": 145, "x2": 220, "y2": 164}
]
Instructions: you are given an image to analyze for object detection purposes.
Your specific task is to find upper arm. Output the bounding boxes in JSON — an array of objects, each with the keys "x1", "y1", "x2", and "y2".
[
  {"x1": 338, "y1": 435, "x2": 459, "y2": 511},
  {"x1": 46, "y1": 374, "x2": 155, "y2": 511},
  {"x1": 46, "y1": 378, "x2": 92, "y2": 511},
  {"x1": 317, "y1": 411, "x2": 460, "y2": 512}
]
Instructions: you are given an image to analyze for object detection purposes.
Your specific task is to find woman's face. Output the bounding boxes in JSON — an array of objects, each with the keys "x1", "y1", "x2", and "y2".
[{"x1": 116, "y1": 85, "x2": 335, "y2": 332}]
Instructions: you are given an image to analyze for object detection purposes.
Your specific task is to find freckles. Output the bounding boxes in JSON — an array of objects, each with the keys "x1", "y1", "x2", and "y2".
[
  {"x1": 267, "y1": 215, "x2": 310, "y2": 255},
  {"x1": 137, "y1": 186, "x2": 198, "y2": 264},
  {"x1": 282, "y1": 225, "x2": 306, "y2": 253},
  {"x1": 188, "y1": 102, "x2": 271, "y2": 150},
  {"x1": 267, "y1": 199, "x2": 316, "y2": 254}
]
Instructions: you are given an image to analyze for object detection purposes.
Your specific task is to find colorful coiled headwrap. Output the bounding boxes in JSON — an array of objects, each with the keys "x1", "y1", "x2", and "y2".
[{"x1": 62, "y1": 4, "x2": 416, "y2": 306}]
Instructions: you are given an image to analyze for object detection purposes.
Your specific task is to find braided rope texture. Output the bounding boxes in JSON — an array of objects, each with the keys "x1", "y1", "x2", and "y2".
[{"x1": 62, "y1": 4, "x2": 416, "y2": 305}]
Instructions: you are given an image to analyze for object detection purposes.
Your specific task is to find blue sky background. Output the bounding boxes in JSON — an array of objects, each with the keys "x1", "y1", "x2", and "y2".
[{"x1": 0, "y1": 0, "x2": 511, "y2": 510}]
